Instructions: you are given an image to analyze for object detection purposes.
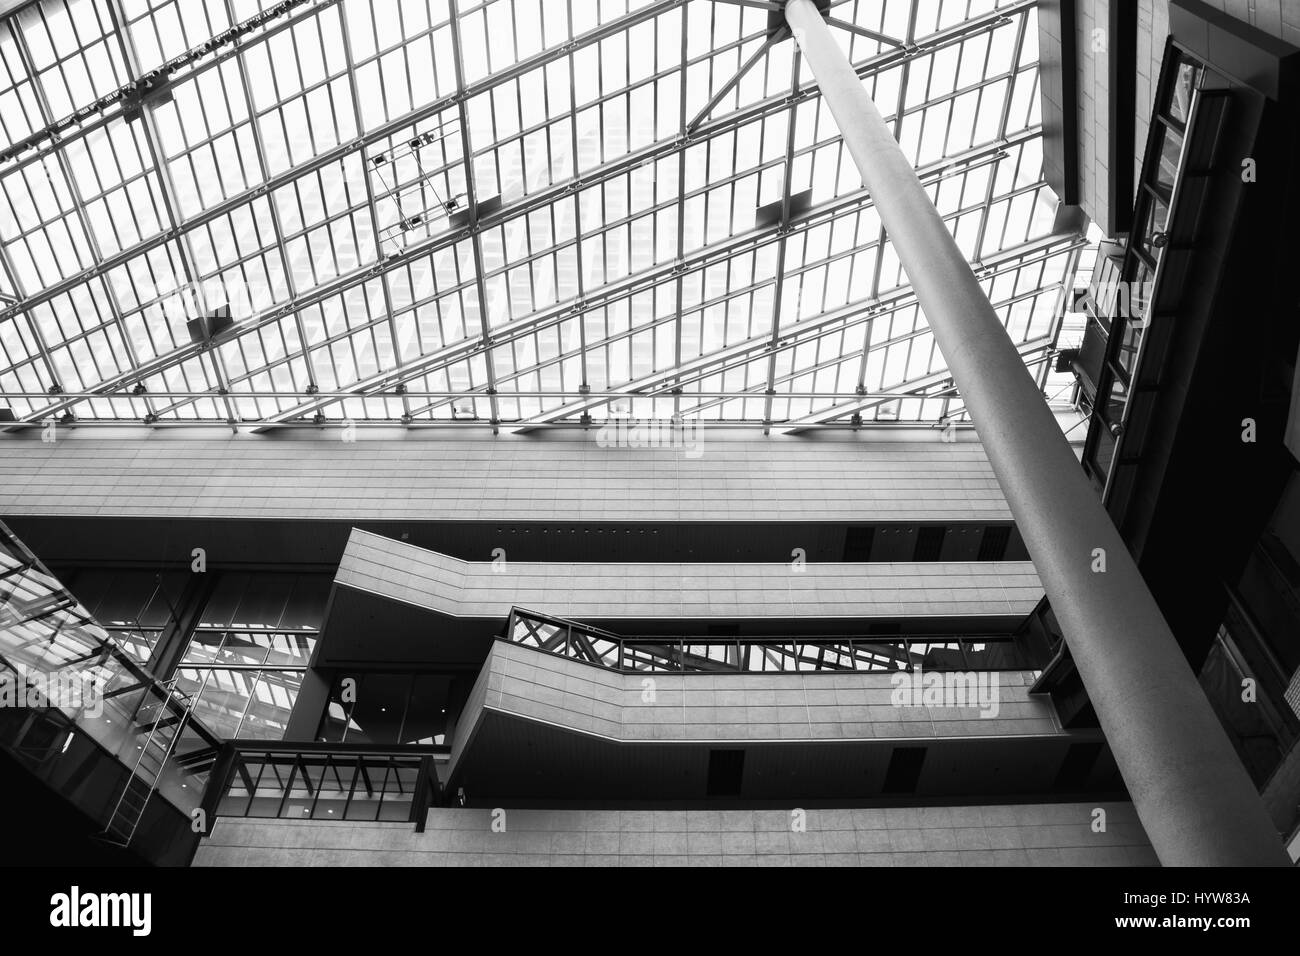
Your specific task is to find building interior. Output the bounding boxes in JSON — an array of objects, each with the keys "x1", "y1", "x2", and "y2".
[{"x1": 0, "y1": 0, "x2": 1298, "y2": 867}]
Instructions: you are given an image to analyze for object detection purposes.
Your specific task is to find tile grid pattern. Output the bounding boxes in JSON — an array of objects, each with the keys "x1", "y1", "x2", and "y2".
[
  {"x1": 336, "y1": 529, "x2": 1045, "y2": 620},
  {"x1": 193, "y1": 803, "x2": 1157, "y2": 866},
  {"x1": 463, "y1": 639, "x2": 1060, "y2": 746},
  {"x1": 0, "y1": 432, "x2": 1013, "y2": 521}
]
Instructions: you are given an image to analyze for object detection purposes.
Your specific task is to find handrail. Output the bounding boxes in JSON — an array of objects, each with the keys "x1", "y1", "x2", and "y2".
[
  {"x1": 200, "y1": 741, "x2": 442, "y2": 828},
  {"x1": 502, "y1": 606, "x2": 1039, "y2": 675}
]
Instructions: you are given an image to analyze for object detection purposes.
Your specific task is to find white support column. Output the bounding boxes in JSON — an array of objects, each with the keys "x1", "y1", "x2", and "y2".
[{"x1": 784, "y1": 0, "x2": 1285, "y2": 866}]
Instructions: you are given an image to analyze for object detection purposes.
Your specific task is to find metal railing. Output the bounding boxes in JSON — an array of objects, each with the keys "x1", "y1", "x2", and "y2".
[
  {"x1": 202, "y1": 741, "x2": 445, "y2": 828},
  {"x1": 504, "y1": 607, "x2": 1039, "y2": 674}
]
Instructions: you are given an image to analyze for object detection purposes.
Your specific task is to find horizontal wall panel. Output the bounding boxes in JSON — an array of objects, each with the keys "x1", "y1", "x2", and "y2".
[
  {"x1": 463, "y1": 641, "x2": 1060, "y2": 747},
  {"x1": 440, "y1": 644, "x2": 1132, "y2": 802},
  {"x1": 194, "y1": 804, "x2": 1156, "y2": 866},
  {"x1": 0, "y1": 430, "x2": 1013, "y2": 523},
  {"x1": 334, "y1": 530, "x2": 1044, "y2": 623}
]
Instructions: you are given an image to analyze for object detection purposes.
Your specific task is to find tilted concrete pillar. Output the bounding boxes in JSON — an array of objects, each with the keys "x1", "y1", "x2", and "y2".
[{"x1": 785, "y1": 0, "x2": 1286, "y2": 865}]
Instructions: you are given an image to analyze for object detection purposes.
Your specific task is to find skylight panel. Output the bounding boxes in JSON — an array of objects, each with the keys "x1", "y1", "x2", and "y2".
[{"x1": 0, "y1": 0, "x2": 1080, "y2": 428}]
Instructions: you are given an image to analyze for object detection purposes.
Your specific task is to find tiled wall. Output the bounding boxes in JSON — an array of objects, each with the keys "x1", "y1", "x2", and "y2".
[
  {"x1": 1075, "y1": 0, "x2": 1297, "y2": 235},
  {"x1": 0, "y1": 430, "x2": 1012, "y2": 522},
  {"x1": 1076, "y1": 0, "x2": 1113, "y2": 230},
  {"x1": 454, "y1": 640, "x2": 1059, "y2": 752},
  {"x1": 193, "y1": 803, "x2": 1157, "y2": 866},
  {"x1": 1186, "y1": 0, "x2": 1300, "y2": 45},
  {"x1": 336, "y1": 529, "x2": 1045, "y2": 621}
]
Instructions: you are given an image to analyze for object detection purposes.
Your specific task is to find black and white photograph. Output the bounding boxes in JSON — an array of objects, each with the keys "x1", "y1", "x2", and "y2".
[{"x1": 0, "y1": 0, "x2": 1297, "y2": 933}]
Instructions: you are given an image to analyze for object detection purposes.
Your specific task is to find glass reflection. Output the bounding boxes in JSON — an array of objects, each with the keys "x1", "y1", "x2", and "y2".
[{"x1": 318, "y1": 672, "x2": 452, "y2": 745}]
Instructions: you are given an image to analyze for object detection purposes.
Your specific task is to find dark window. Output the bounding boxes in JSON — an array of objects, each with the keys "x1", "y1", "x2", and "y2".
[
  {"x1": 706, "y1": 749, "x2": 744, "y2": 797},
  {"x1": 977, "y1": 525, "x2": 1012, "y2": 561},
  {"x1": 881, "y1": 746, "x2": 926, "y2": 794},
  {"x1": 843, "y1": 526, "x2": 875, "y2": 561},
  {"x1": 318, "y1": 672, "x2": 454, "y2": 745},
  {"x1": 913, "y1": 526, "x2": 946, "y2": 561},
  {"x1": 1052, "y1": 742, "x2": 1103, "y2": 792}
]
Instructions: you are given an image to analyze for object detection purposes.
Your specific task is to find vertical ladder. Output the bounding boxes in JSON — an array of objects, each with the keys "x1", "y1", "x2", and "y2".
[{"x1": 99, "y1": 676, "x2": 194, "y2": 847}]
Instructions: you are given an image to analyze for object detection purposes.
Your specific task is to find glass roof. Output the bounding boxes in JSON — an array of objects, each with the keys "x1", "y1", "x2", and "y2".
[{"x1": 0, "y1": 0, "x2": 1087, "y2": 429}]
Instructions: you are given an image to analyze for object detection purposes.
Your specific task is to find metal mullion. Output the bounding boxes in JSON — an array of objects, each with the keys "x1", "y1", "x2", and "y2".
[
  {"x1": 448, "y1": 11, "x2": 500, "y2": 431},
  {"x1": 760, "y1": 46, "x2": 800, "y2": 432},
  {"x1": 998, "y1": 144, "x2": 1033, "y2": 253},
  {"x1": 670, "y1": 6, "x2": 688, "y2": 421},
  {"x1": 870, "y1": 0, "x2": 917, "y2": 302},
  {"x1": 686, "y1": 31, "x2": 780, "y2": 135},
  {"x1": 970, "y1": 10, "x2": 1026, "y2": 264}
]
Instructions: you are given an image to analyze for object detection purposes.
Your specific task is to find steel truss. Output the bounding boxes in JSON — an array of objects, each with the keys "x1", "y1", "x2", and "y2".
[{"x1": 0, "y1": 0, "x2": 1067, "y2": 431}]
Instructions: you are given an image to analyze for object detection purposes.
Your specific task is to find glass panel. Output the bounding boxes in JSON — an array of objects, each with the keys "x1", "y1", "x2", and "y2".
[
  {"x1": 262, "y1": 631, "x2": 315, "y2": 667},
  {"x1": 402, "y1": 674, "x2": 450, "y2": 746},
  {"x1": 908, "y1": 640, "x2": 966, "y2": 669},
  {"x1": 0, "y1": 523, "x2": 211, "y2": 818},
  {"x1": 0, "y1": 1, "x2": 1075, "y2": 430},
  {"x1": 1114, "y1": 316, "x2": 1145, "y2": 379},
  {"x1": 178, "y1": 667, "x2": 251, "y2": 740},
  {"x1": 1089, "y1": 419, "x2": 1117, "y2": 477},
  {"x1": 344, "y1": 673, "x2": 410, "y2": 744},
  {"x1": 1154, "y1": 126, "x2": 1184, "y2": 192},
  {"x1": 238, "y1": 669, "x2": 300, "y2": 739},
  {"x1": 963, "y1": 640, "x2": 1024, "y2": 669},
  {"x1": 1140, "y1": 194, "x2": 1170, "y2": 256},
  {"x1": 1166, "y1": 61, "x2": 1198, "y2": 125},
  {"x1": 1199, "y1": 626, "x2": 1288, "y2": 785},
  {"x1": 318, "y1": 696, "x2": 354, "y2": 743},
  {"x1": 181, "y1": 630, "x2": 225, "y2": 665}
]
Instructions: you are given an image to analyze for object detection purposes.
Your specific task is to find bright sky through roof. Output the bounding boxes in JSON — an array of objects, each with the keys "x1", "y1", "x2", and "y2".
[{"x1": 0, "y1": 0, "x2": 1086, "y2": 429}]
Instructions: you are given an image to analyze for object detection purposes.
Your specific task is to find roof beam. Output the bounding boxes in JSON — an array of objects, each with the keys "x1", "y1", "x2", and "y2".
[
  {"x1": 824, "y1": 17, "x2": 906, "y2": 49},
  {"x1": 447, "y1": 9, "x2": 502, "y2": 434},
  {"x1": 686, "y1": 30, "x2": 786, "y2": 134},
  {"x1": 759, "y1": 47, "x2": 802, "y2": 434}
]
